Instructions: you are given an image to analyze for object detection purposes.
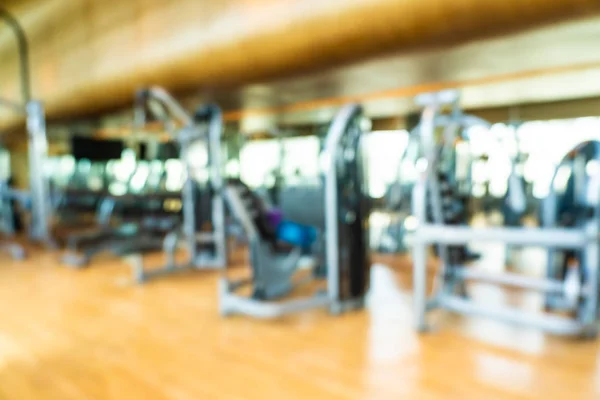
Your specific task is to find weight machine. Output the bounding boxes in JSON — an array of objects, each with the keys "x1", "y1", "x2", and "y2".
[
  {"x1": 0, "y1": 8, "x2": 53, "y2": 258},
  {"x1": 129, "y1": 87, "x2": 227, "y2": 282},
  {"x1": 411, "y1": 90, "x2": 599, "y2": 337},
  {"x1": 543, "y1": 140, "x2": 600, "y2": 314},
  {"x1": 59, "y1": 158, "x2": 180, "y2": 268},
  {"x1": 219, "y1": 104, "x2": 371, "y2": 318}
]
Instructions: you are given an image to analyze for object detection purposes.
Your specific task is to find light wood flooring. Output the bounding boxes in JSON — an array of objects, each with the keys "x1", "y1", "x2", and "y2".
[{"x1": 0, "y1": 247, "x2": 598, "y2": 399}]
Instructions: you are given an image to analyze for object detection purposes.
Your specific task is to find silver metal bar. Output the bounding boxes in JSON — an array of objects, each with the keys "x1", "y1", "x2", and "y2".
[
  {"x1": 26, "y1": 100, "x2": 54, "y2": 246},
  {"x1": 207, "y1": 104, "x2": 227, "y2": 268},
  {"x1": 180, "y1": 146, "x2": 198, "y2": 262},
  {"x1": 412, "y1": 240, "x2": 428, "y2": 332},
  {"x1": 455, "y1": 269, "x2": 567, "y2": 294},
  {"x1": 440, "y1": 295, "x2": 589, "y2": 336},
  {"x1": 226, "y1": 277, "x2": 254, "y2": 292},
  {"x1": 581, "y1": 224, "x2": 600, "y2": 324},
  {"x1": 134, "y1": 263, "x2": 193, "y2": 283},
  {"x1": 414, "y1": 101, "x2": 454, "y2": 294},
  {"x1": 415, "y1": 224, "x2": 588, "y2": 248},
  {"x1": 573, "y1": 155, "x2": 587, "y2": 205},
  {"x1": 61, "y1": 252, "x2": 89, "y2": 268},
  {"x1": 415, "y1": 90, "x2": 459, "y2": 107},
  {"x1": 220, "y1": 290, "x2": 331, "y2": 319},
  {"x1": 322, "y1": 103, "x2": 363, "y2": 304},
  {"x1": 410, "y1": 96, "x2": 442, "y2": 328},
  {"x1": 141, "y1": 87, "x2": 194, "y2": 128},
  {"x1": 222, "y1": 186, "x2": 259, "y2": 242},
  {"x1": 221, "y1": 183, "x2": 264, "y2": 285}
]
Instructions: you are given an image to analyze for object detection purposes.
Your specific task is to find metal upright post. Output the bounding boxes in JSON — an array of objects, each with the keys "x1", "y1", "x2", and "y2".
[
  {"x1": 412, "y1": 231, "x2": 428, "y2": 331},
  {"x1": 208, "y1": 106, "x2": 227, "y2": 268},
  {"x1": 412, "y1": 102, "x2": 438, "y2": 332},
  {"x1": 580, "y1": 211, "x2": 600, "y2": 329},
  {"x1": 178, "y1": 130, "x2": 198, "y2": 264},
  {"x1": 26, "y1": 100, "x2": 53, "y2": 245},
  {"x1": 1, "y1": 8, "x2": 54, "y2": 249},
  {"x1": 322, "y1": 103, "x2": 362, "y2": 312}
]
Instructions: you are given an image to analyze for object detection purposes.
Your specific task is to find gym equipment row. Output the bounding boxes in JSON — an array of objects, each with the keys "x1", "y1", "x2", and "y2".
[
  {"x1": 34, "y1": 92, "x2": 222, "y2": 279},
  {"x1": 1, "y1": 18, "x2": 598, "y2": 333}
]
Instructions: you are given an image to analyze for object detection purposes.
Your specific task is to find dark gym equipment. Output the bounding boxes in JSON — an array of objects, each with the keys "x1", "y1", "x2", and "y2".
[{"x1": 219, "y1": 103, "x2": 371, "y2": 318}]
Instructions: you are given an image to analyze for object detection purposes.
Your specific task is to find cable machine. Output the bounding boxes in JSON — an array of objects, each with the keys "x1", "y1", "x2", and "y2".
[
  {"x1": 411, "y1": 90, "x2": 599, "y2": 337},
  {"x1": 130, "y1": 87, "x2": 226, "y2": 282}
]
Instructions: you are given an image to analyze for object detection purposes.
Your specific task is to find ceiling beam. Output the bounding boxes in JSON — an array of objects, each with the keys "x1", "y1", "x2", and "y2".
[{"x1": 1, "y1": 0, "x2": 599, "y2": 133}]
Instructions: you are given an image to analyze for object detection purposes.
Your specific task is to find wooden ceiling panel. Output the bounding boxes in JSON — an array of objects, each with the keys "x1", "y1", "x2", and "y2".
[
  {"x1": 210, "y1": 17, "x2": 600, "y2": 127},
  {"x1": 1, "y1": 0, "x2": 600, "y2": 134}
]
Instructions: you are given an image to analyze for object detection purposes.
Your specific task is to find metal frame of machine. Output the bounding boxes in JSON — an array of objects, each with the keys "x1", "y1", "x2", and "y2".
[
  {"x1": 542, "y1": 140, "x2": 600, "y2": 313},
  {"x1": 129, "y1": 87, "x2": 227, "y2": 282},
  {"x1": 411, "y1": 89, "x2": 600, "y2": 337},
  {"x1": 0, "y1": 8, "x2": 53, "y2": 259},
  {"x1": 219, "y1": 103, "x2": 371, "y2": 318}
]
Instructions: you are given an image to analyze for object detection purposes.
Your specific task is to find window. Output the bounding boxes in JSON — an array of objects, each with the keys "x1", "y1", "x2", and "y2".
[
  {"x1": 239, "y1": 140, "x2": 281, "y2": 188},
  {"x1": 362, "y1": 130, "x2": 409, "y2": 198},
  {"x1": 281, "y1": 136, "x2": 320, "y2": 185}
]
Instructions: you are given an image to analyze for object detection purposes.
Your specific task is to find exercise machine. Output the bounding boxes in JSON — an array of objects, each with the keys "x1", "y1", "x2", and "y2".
[
  {"x1": 60, "y1": 157, "x2": 179, "y2": 267},
  {"x1": 219, "y1": 103, "x2": 371, "y2": 318},
  {"x1": 411, "y1": 90, "x2": 599, "y2": 337},
  {"x1": 543, "y1": 141, "x2": 600, "y2": 314},
  {"x1": 129, "y1": 87, "x2": 226, "y2": 282},
  {"x1": 0, "y1": 8, "x2": 53, "y2": 258}
]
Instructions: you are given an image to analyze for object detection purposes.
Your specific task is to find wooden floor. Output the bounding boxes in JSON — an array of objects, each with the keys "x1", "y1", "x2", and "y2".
[{"x1": 0, "y1": 247, "x2": 599, "y2": 400}]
